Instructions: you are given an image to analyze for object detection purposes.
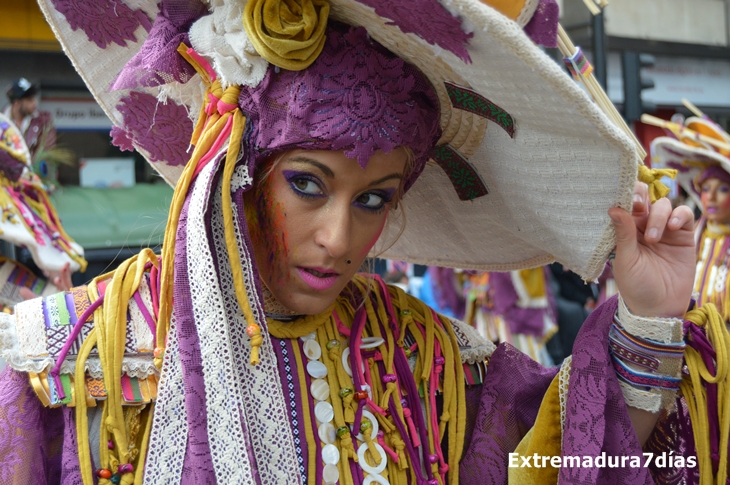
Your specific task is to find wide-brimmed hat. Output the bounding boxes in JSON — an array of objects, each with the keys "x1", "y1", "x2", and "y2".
[
  {"x1": 38, "y1": 0, "x2": 639, "y2": 280},
  {"x1": 652, "y1": 116, "x2": 730, "y2": 207},
  {"x1": 0, "y1": 113, "x2": 86, "y2": 273}
]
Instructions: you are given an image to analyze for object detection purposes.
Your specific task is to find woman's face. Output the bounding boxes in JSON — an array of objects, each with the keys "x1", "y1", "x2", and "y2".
[
  {"x1": 245, "y1": 148, "x2": 408, "y2": 315},
  {"x1": 700, "y1": 177, "x2": 730, "y2": 224}
]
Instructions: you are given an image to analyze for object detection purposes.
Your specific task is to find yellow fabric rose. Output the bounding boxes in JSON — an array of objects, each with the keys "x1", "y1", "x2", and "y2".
[{"x1": 243, "y1": 0, "x2": 329, "y2": 71}]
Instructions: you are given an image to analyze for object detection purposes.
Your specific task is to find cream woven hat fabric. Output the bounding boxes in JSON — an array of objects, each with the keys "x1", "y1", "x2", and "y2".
[
  {"x1": 38, "y1": 0, "x2": 639, "y2": 280},
  {"x1": 652, "y1": 117, "x2": 730, "y2": 207}
]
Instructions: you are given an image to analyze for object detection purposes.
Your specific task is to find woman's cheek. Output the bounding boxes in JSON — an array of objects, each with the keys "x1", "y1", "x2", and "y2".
[{"x1": 358, "y1": 209, "x2": 389, "y2": 259}]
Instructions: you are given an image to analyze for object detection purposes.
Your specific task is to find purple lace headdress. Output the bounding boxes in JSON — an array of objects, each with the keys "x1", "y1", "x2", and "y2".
[{"x1": 238, "y1": 23, "x2": 442, "y2": 193}]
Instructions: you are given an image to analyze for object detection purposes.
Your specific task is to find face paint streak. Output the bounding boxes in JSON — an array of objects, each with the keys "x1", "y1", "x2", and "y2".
[
  {"x1": 358, "y1": 207, "x2": 389, "y2": 259},
  {"x1": 256, "y1": 182, "x2": 290, "y2": 288}
]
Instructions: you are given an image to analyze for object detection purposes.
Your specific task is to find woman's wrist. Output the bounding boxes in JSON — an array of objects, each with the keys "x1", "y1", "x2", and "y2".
[{"x1": 612, "y1": 295, "x2": 686, "y2": 412}]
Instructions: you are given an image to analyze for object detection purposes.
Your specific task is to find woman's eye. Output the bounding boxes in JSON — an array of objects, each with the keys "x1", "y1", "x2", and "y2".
[
  {"x1": 720, "y1": 185, "x2": 730, "y2": 194},
  {"x1": 356, "y1": 193, "x2": 386, "y2": 210},
  {"x1": 291, "y1": 177, "x2": 322, "y2": 196}
]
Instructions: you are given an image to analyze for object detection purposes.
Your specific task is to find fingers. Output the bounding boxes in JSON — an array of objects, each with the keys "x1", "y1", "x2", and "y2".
[
  {"x1": 667, "y1": 204, "x2": 695, "y2": 232},
  {"x1": 608, "y1": 206, "x2": 638, "y2": 261},
  {"x1": 632, "y1": 181, "x2": 650, "y2": 216},
  {"x1": 643, "y1": 197, "x2": 673, "y2": 243}
]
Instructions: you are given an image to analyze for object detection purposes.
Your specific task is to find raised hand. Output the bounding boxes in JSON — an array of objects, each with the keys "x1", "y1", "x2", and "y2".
[{"x1": 608, "y1": 181, "x2": 696, "y2": 318}]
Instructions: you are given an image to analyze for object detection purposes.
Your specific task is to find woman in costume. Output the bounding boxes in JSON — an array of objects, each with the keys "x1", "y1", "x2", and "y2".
[
  {"x1": 0, "y1": 1, "x2": 725, "y2": 485},
  {"x1": 0, "y1": 113, "x2": 85, "y2": 310},
  {"x1": 653, "y1": 116, "x2": 730, "y2": 323}
]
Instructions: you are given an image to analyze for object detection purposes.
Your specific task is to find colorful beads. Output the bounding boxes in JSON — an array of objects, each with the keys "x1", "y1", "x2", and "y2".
[
  {"x1": 428, "y1": 454, "x2": 439, "y2": 464},
  {"x1": 360, "y1": 419, "x2": 372, "y2": 432},
  {"x1": 339, "y1": 387, "x2": 353, "y2": 398},
  {"x1": 110, "y1": 474, "x2": 122, "y2": 485},
  {"x1": 245, "y1": 324, "x2": 261, "y2": 337},
  {"x1": 404, "y1": 348, "x2": 412, "y2": 358},
  {"x1": 426, "y1": 479, "x2": 439, "y2": 485},
  {"x1": 118, "y1": 463, "x2": 134, "y2": 474},
  {"x1": 96, "y1": 469, "x2": 112, "y2": 479},
  {"x1": 434, "y1": 356, "x2": 445, "y2": 366},
  {"x1": 153, "y1": 347, "x2": 165, "y2": 359},
  {"x1": 401, "y1": 309, "x2": 411, "y2": 316},
  {"x1": 354, "y1": 390, "x2": 368, "y2": 401},
  {"x1": 336, "y1": 426, "x2": 350, "y2": 438},
  {"x1": 382, "y1": 374, "x2": 396, "y2": 383},
  {"x1": 326, "y1": 339, "x2": 340, "y2": 350},
  {"x1": 107, "y1": 440, "x2": 114, "y2": 450}
]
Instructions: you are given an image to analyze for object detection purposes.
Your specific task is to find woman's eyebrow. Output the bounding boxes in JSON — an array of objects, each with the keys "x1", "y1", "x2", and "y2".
[
  {"x1": 285, "y1": 157, "x2": 335, "y2": 178},
  {"x1": 368, "y1": 173, "x2": 403, "y2": 187}
]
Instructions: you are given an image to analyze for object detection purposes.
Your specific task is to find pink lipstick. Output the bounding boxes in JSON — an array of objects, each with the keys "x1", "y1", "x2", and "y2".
[{"x1": 297, "y1": 267, "x2": 340, "y2": 291}]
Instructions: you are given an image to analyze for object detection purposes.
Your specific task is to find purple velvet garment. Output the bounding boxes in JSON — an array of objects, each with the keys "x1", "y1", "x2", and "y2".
[{"x1": 489, "y1": 268, "x2": 556, "y2": 337}]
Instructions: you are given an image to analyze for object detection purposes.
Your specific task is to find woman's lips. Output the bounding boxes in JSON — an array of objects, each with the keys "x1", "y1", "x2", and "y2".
[
  {"x1": 297, "y1": 267, "x2": 340, "y2": 291},
  {"x1": 707, "y1": 207, "x2": 718, "y2": 214}
]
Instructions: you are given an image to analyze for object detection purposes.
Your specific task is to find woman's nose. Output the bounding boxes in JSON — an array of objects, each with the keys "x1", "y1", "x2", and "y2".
[{"x1": 313, "y1": 201, "x2": 351, "y2": 259}]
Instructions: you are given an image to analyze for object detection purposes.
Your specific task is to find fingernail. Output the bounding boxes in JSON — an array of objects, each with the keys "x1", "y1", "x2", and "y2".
[
  {"x1": 609, "y1": 213, "x2": 621, "y2": 225},
  {"x1": 670, "y1": 217, "x2": 680, "y2": 226},
  {"x1": 633, "y1": 194, "x2": 644, "y2": 205},
  {"x1": 647, "y1": 228, "x2": 659, "y2": 239}
]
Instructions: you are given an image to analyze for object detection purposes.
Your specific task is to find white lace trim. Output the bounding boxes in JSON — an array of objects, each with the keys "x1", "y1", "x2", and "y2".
[
  {"x1": 558, "y1": 355, "x2": 572, "y2": 432},
  {"x1": 186, "y1": 162, "x2": 255, "y2": 483},
  {"x1": 129, "y1": 276, "x2": 155, "y2": 352},
  {"x1": 230, "y1": 164, "x2": 253, "y2": 191},
  {"x1": 446, "y1": 316, "x2": 495, "y2": 364},
  {"x1": 617, "y1": 296, "x2": 684, "y2": 344},
  {"x1": 14, "y1": 296, "x2": 47, "y2": 357},
  {"x1": 144, "y1": 310, "x2": 187, "y2": 484},
  {"x1": 618, "y1": 380, "x2": 662, "y2": 414},
  {"x1": 211, "y1": 176, "x2": 303, "y2": 484}
]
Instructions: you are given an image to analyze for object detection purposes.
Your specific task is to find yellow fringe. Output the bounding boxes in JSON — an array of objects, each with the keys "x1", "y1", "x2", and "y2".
[{"x1": 682, "y1": 303, "x2": 730, "y2": 485}]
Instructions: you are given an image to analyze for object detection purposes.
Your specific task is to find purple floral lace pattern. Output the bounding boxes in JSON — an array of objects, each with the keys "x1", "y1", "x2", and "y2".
[
  {"x1": 51, "y1": 0, "x2": 152, "y2": 49},
  {"x1": 111, "y1": 91, "x2": 193, "y2": 167},
  {"x1": 523, "y1": 0, "x2": 559, "y2": 48},
  {"x1": 0, "y1": 367, "x2": 65, "y2": 484},
  {"x1": 561, "y1": 296, "x2": 652, "y2": 484},
  {"x1": 112, "y1": 0, "x2": 208, "y2": 90},
  {"x1": 354, "y1": 0, "x2": 472, "y2": 62},
  {"x1": 459, "y1": 343, "x2": 557, "y2": 484},
  {"x1": 239, "y1": 24, "x2": 441, "y2": 192}
]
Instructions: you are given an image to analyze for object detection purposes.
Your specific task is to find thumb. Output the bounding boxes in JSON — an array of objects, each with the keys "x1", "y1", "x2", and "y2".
[{"x1": 608, "y1": 207, "x2": 638, "y2": 261}]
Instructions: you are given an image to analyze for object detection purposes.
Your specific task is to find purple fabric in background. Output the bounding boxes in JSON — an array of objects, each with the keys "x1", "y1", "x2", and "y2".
[
  {"x1": 489, "y1": 269, "x2": 555, "y2": 337},
  {"x1": 523, "y1": 0, "x2": 560, "y2": 48},
  {"x1": 111, "y1": 0, "x2": 208, "y2": 90},
  {"x1": 429, "y1": 266, "x2": 466, "y2": 320}
]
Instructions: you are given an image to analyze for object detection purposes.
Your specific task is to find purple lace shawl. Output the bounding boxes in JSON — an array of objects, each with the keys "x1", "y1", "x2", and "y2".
[{"x1": 0, "y1": 294, "x2": 697, "y2": 484}]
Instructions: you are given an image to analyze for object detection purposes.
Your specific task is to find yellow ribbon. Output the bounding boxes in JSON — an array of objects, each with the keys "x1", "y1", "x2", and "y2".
[
  {"x1": 638, "y1": 165, "x2": 678, "y2": 203},
  {"x1": 243, "y1": 0, "x2": 329, "y2": 71}
]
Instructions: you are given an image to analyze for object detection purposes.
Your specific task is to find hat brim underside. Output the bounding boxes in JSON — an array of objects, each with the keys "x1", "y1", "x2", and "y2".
[
  {"x1": 652, "y1": 136, "x2": 730, "y2": 208},
  {"x1": 38, "y1": 0, "x2": 638, "y2": 280}
]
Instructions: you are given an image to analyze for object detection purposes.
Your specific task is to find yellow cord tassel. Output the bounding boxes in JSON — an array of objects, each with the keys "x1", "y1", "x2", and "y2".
[
  {"x1": 681, "y1": 303, "x2": 730, "y2": 485},
  {"x1": 638, "y1": 165, "x2": 678, "y2": 203}
]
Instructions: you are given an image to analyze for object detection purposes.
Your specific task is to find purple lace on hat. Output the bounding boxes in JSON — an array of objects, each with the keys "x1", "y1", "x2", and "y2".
[
  {"x1": 694, "y1": 164, "x2": 730, "y2": 193},
  {"x1": 238, "y1": 23, "x2": 442, "y2": 193}
]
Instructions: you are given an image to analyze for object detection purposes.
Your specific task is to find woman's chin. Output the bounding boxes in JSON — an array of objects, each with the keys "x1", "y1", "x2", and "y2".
[{"x1": 275, "y1": 289, "x2": 340, "y2": 316}]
